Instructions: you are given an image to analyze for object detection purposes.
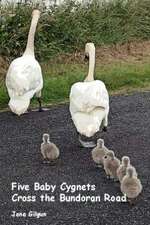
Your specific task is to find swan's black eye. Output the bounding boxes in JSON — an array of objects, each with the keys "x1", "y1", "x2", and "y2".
[
  {"x1": 104, "y1": 155, "x2": 107, "y2": 159},
  {"x1": 84, "y1": 54, "x2": 89, "y2": 61}
]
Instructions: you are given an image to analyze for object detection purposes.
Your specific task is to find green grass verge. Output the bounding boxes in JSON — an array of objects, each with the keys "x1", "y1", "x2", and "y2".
[{"x1": 0, "y1": 62, "x2": 150, "y2": 110}]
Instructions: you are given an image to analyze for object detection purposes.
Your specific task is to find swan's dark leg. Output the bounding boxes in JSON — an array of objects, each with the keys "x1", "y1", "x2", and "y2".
[
  {"x1": 27, "y1": 107, "x2": 32, "y2": 112},
  {"x1": 102, "y1": 115, "x2": 108, "y2": 132},
  {"x1": 37, "y1": 97, "x2": 43, "y2": 112}
]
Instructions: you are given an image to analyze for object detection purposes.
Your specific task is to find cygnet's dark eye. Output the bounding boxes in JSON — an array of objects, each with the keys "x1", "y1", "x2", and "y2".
[{"x1": 104, "y1": 155, "x2": 107, "y2": 159}]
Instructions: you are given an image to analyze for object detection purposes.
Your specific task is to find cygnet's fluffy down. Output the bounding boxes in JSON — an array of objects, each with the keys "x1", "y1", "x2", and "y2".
[
  {"x1": 117, "y1": 156, "x2": 137, "y2": 182},
  {"x1": 91, "y1": 139, "x2": 110, "y2": 167},
  {"x1": 41, "y1": 134, "x2": 60, "y2": 164},
  {"x1": 121, "y1": 167, "x2": 142, "y2": 204},
  {"x1": 103, "y1": 150, "x2": 120, "y2": 180}
]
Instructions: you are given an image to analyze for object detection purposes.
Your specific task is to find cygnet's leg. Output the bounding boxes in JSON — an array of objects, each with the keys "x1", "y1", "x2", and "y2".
[
  {"x1": 78, "y1": 133, "x2": 96, "y2": 148},
  {"x1": 128, "y1": 198, "x2": 135, "y2": 206},
  {"x1": 41, "y1": 150, "x2": 50, "y2": 164},
  {"x1": 42, "y1": 155, "x2": 49, "y2": 164},
  {"x1": 104, "y1": 168, "x2": 110, "y2": 179},
  {"x1": 42, "y1": 158, "x2": 55, "y2": 165},
  {"x1": 44, "y1": 160, "x2": 57, "y2": 166},
  {"x1": 96, "y1": 164, "x2": 102, "y2": 168},
  {"x1": 42, "y1": 158, "x2": 49, "y2": 164},
  {"x1": 113, "y1": 177, "x2": 119, "y2": 182},
  {"x1": 50, "y1": 160, "x2": 57, "y2": 166}
]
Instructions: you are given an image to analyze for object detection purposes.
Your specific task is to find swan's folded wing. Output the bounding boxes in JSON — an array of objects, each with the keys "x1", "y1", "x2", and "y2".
[
  {"x1": 69, "y1": 80, "x2": 109, "y2": 137},
  {"x1": 6, "y1": 58, "x2": 43, "y2": 98},
  {"x1": 70, "y1": 80, "x2": 109, "y2": 113},
  {"x1": 72, "y1": 108, "x2": 106, "y2": 137}
]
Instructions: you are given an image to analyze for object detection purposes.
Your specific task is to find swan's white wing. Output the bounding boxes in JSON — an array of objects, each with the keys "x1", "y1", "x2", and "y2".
[
  {"x1": 6, "y1": 56, "x2": 43, "y2": 99},
  {"x1": 70, "y1": 80, "x2": 109, "y2": 113},
  {"x1": 72, "y1": 109, "x2": 106, "y2": 137},
  {"x1": 6, "y1": 56, "x2": 43, "y2": 115}
]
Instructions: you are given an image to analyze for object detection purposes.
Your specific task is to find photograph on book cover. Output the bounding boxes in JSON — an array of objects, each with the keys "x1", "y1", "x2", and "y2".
[{"x1": 0, "y1": 0, "x2": 149, "y2": 225}]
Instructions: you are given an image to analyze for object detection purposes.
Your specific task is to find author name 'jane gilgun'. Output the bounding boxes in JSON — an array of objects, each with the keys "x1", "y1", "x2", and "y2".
[{"x1": 11, "y1": 211, "x2": 47, "y2": 219}]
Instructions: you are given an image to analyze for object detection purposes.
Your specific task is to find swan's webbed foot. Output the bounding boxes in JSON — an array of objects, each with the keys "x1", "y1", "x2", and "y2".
[
  {"x1": 39, "y1": 108, "x2": 44, "y2": 112},
  {"x1": 103, "y1": 126, "x2": 107, "y2": 132},
  {"x1": 78, "y1": 134, "x2": 96, "y2": 148}
]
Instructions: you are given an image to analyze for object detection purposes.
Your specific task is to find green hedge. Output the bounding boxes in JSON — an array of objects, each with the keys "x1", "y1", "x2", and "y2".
[{"x1": 1, "y1": 0, "x2": 150, "y2": 61}]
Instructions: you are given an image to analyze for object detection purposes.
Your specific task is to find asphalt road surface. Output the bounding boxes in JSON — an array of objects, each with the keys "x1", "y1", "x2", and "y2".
[{"x1": 0, "y1": 92, "x2": 150, "y2": 225}]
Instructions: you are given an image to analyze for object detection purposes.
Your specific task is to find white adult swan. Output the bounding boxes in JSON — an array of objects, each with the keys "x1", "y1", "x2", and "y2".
[
  {"x1": 6, "y1": 9, "x2": 43, "y2": 116},
  {"x1": 69, "y1": 43, "x2": 109, "y2": 147}
]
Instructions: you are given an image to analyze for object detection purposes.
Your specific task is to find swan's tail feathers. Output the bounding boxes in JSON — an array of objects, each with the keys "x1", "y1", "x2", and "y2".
[{"x1": 9, "y1": 97, "x2": 30, "y2": 116}]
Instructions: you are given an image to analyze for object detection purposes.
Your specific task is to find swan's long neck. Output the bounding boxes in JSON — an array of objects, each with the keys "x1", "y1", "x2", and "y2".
[
  {"x1": 23, "y1": 12, "x2": 40, "y2": 57},
  {"x1": 85, "y1": 48, "x2": 95, "y2": 82}
]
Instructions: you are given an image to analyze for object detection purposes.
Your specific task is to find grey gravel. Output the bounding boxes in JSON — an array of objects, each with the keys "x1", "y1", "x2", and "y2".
[{"x1": 0, "y1": 92, "x2": 150, "y2": 225}]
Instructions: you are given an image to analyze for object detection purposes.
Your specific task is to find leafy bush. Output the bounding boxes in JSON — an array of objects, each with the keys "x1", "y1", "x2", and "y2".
[{"x1": 1, "y1": 0, "x2": 150, "y2": 62}]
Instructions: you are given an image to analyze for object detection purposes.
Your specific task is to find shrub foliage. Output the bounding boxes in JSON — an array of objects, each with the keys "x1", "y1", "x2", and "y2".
[{"x1": 1, "y1": 0, "x2": 150, "y2": 61}]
